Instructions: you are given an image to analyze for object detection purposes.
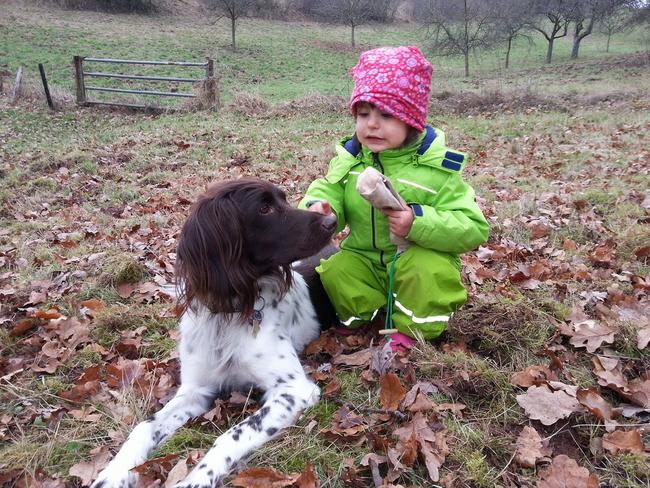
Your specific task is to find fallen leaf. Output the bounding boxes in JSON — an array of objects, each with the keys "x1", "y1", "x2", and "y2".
[
  {"x1": 68, "y1": 446, "x2": 112, "y2": 486},
  {"x1": 401, "y1": 381, "x2": 438, "y2": 409},
  {"x1": 537, "y1": 455, "x2": 599, "y2": 488},
  {"x1": 231, "y1": 467, "x2": 298, "y2": 487},
  {"x1": 407, "y1": 392, "x2": 436, "y2": 412},
  {"x1": 393, "y1": 412, "x2": 448, "y2": 482},
  {"x1": 576, "y1": 388, "x2": 620, "y2": 431},
  {"x1": 514, "y1": 426, "x2": 551, "y2": 468},
  {"x1": 602, "y1": 430, "x2": 644, "y2": 455},
  {"x1": 516, "y1": 385, "x2": 583, "y2": 425},
  {"x1": 589, "y1": 240, "x2": 616, "y2": 265},
  {"x1": 323, "y1": 377, "x2": 341, "y2": 397},
  {"x1": 34, "y1": 308, "x2": 64, "y2": 320},
  {"x1": 511, "y1": 365, "x2": 557, "y2": 387},
  {"x1": 9, "y1": 318, "x2": 38, "y2": 337},
  {"x1": 294, "y1": 463, "x2": 319, "y2": 488},
  {"x1": 559, "y1": 319, "x2": 616, "y2": 353},
  {"x1": 380, "y1": 373, "x2": 406, "y2": 410},
  {"x1": 332, "y1": 348, "x2": 372, "y2": 367},
  {"x1": 164, "y1": 457, "x2": 190, "y2": 488}
]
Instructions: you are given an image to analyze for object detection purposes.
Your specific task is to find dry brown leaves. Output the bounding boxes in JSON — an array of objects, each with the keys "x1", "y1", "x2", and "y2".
[
  {"x1": 601, "y1": 430, "x2": 645, "y2": 455},
  {"x1": 557, "y1": 317, "x2": 617, "y2": 353},
  {"x1": 537, "y1": 455, "x2": 599, "y2": 488},
  {"x1": 514, "y1": 426, "x2": 552, "y2": 468},
  {"x1": 231, "y1": 464, "x2": 318, "y2": 488},
  {"x1": 516, "y1": 385, "x2": 583, "y2": 426}
]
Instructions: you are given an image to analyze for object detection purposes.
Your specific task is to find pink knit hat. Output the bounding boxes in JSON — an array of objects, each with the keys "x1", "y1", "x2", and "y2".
[{"x1": 350, "y1": 46, "x2": 433, "y2": 132}]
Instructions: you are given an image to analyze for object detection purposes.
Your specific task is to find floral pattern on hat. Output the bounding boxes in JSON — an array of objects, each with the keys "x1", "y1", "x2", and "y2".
[{"x1": 350, "y1": 46, "x2": 433, "y2": 132}]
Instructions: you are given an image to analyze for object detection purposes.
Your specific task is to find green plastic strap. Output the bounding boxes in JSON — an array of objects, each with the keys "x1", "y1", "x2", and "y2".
[{"x1": 385, "y1": 252, "x2": 402, "y2": 341}]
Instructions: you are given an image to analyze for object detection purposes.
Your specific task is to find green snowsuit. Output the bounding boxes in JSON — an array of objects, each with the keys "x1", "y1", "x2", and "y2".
[{"x1": 299, "y1": 126, "x2": 489, "y2": 339}]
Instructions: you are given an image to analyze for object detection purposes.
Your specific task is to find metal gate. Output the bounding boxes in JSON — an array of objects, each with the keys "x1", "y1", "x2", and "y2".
[{"x1": 73, "y1": 56, "x2": 216, "y2": 110}]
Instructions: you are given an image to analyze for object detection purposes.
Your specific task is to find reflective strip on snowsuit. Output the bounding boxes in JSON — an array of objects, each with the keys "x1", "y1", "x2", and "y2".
[{"x1": 299, "y1": 126, "x2": 489, "y2": 339}]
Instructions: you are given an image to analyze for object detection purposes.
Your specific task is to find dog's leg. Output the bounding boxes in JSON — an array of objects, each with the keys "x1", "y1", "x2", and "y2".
[
  {"x1": 174, "y1": 348, "x2": 319, "y2": 488},
  {"x1": 91, "y1": 384, "x2": 214, "y2": 488}
]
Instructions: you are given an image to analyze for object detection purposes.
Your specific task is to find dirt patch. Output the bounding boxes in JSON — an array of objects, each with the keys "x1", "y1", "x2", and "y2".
[{"x1": 431, "y1": 88, "x2": 564, "y2": 116}]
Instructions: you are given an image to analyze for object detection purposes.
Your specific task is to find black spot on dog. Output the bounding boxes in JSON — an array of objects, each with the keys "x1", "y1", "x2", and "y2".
[
  {"x1": 153, "y1": 430, "x2": 164, "y2": 444},
  {"x1": 279, "y1": 354, "x2": 285, "y2": 359},
  {"x1": 278, "y1": 334, "x2": 286, "y2": 341},
  {"x1": 255, "y1": 353, "x2": 263, "y2": 359},
  {"x1": 280, "y1": 393, "x2": 295, "y2": 406},
  {"x1": 92, "y1": 481, "x2": 106, "y2": 488},
  {"x1": 266, "y1": 427, "x2": 278, "y2": 436},
  {"x1": 198, "y1": 463, "x2": 207, "y2": 469},
  {"x1": 288, "y1": 373, "x2": 295, "y2": 380}
]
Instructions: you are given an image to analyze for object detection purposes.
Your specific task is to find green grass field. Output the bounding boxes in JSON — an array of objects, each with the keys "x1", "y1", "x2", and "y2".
[{"x1": 1, "y1": 2, "x2": 649, "y2": 487}]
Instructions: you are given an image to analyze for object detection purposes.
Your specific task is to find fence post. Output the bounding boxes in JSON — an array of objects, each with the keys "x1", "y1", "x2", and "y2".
[
  {"x1": 38, "y1": 63, "x2": 55, "y2": 111},
  {"x1": 204, "y1": 57, "x2": 217, "y2": 108},
  {"x1": 73, "y1": 56, "x2": 86, "y2": 105},
  {"x1": 11, "y1": 67, "x2": 23, "y2": 103}
]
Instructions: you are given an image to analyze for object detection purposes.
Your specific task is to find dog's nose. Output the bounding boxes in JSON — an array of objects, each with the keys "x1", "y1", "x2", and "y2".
[{"x1": 321, "y1": 214, "x2": 337, "y2": 233}]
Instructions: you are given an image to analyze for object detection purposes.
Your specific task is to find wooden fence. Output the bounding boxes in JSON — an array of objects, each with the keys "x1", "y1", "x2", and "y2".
[{"x1": 73, "y1": 56, "x2": 216, "y2": 110}]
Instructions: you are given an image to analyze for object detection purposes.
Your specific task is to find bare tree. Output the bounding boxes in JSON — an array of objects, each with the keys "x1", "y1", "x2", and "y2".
[
  {"x1": 628, "y1": 0, "x2": 650, "y2": 24},
  {"x1": 567, "y1": 0, "x2": 630, "y2": 58},
  {"x1": 529, "y1": 0, "x2": 572, "y2": 63},
  {"x1": 493, "y1": 0, "x2": 534, "y2": 68},
  {"x1": 203, "y1": 0, "x2": 256, "y2": 49},
  {"x1": 313, "y1": 0, "x2": 398, "y2": 47},
  {"x1": 598, "y1": 2, "x2": 632, "y2": 51},
  {"x1": 421, "y1": 0, "x2": 496, "y2": 77}
]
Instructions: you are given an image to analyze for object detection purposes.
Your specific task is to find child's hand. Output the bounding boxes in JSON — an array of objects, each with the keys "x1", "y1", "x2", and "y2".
[
  {"x1": 308, "y1": 201, "x2": 333, "y2": 216},
  {"x1": 383, "y1": 208, "x2": 413, "y2": 237}
]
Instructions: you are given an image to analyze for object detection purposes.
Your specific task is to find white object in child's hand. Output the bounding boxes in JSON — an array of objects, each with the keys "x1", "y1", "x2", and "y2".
[{"x1": 356, "y1": 167, "x2": 410, "y2": 250}]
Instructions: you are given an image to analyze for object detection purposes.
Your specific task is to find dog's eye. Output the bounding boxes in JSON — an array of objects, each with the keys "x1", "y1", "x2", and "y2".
[{"x1": 260, "y1": 204, "x2": 273, "y2": 215}]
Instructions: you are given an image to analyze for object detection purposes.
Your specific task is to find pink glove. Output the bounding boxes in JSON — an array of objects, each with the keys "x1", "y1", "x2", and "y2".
[{"x1": 388, "y1": 332, "x2": 415, "y2": 352}]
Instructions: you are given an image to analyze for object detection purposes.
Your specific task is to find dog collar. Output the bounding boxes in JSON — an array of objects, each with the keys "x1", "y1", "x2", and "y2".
[{"x1": 249, "y1": 297, "x2": 265, "y2": 337}]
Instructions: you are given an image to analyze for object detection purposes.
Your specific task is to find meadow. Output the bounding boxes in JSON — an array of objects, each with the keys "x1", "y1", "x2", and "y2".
[{"x1": 1, "y1": 2, "x2": 649, "y2": 487}]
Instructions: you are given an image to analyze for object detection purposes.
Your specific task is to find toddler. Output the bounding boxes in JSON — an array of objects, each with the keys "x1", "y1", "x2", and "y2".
[{"x1": 300, "y1": 46, "x2": 489, "y2": 350}]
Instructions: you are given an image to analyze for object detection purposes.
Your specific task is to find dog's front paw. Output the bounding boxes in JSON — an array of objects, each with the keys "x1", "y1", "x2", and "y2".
[
  {"x1": 174, "y1": 462, "x2": 223, "y2": 488},
  {"x1": 91, "y1": 467, "x2": 137, "y2": 488}
]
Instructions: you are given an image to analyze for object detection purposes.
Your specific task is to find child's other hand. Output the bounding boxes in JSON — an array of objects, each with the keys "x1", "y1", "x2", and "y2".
[
  {"x1": 309, "y1": 201, "x2": 333, "y2": 216},
  {"x1": 384, "y1": 208, "x2": 413, "y2": 237}
]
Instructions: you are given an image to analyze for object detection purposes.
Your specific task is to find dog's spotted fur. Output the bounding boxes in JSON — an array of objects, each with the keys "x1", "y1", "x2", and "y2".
[{"x1": 91, "y1": 179, "x2": 336, "y2": 488}]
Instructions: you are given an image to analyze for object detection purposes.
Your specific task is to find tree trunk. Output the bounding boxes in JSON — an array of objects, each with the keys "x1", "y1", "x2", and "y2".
[
  {"x1": 571, "y1": 36, "x2": 580, "y2": 58},
  {"x1": 571, "y1": 23, "x2": 581, "y2": 59},
  {"x1": 606, "y1": 32, "x2": 611, "y2": 53},
  {"x1": 463, "y1": 0, "x2": 469, "y2": 76},
  {"x1": 231, "y1": 16, "x2": 236, "y2": 50},
  {"x1": 505, "y1": 36, "x2": 512, "y2": 69},
  {"x1": 546, "y1": 38, "x2": 554, "y2": 64},
  {"x1": 351, "y1": 23, "x2": 355, "y2": 48}
]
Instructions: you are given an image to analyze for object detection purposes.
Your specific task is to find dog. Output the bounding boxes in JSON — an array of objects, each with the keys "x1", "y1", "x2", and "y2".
[{"x1": 91, "y1": 178, "x2": 337, "y2": 488}]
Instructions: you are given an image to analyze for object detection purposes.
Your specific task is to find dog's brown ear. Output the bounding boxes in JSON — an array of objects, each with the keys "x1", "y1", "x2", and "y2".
[{"x1": 175, "y1": 193, "x2": 257, "y2": 320}]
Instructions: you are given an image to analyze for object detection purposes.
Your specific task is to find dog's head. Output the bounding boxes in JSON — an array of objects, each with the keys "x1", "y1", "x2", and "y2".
[{"x1": 175, "y1": 178, "x2": 336, "y2": 320}]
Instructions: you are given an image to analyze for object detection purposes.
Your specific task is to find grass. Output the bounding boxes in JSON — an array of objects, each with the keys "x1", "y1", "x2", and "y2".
[{"x1": 1, "y1": 2, "x2": 649, "y2": 487}]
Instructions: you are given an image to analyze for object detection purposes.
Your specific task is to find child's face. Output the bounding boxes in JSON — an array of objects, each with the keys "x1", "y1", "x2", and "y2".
[{"x1": 354, "y1": 102, "x2": 409, "y2": 153}]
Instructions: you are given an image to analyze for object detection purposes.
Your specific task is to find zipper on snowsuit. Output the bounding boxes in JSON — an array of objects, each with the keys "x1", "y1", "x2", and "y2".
[{"x1": 371, "y1": 153, "x2": 386, "y2": 267}]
